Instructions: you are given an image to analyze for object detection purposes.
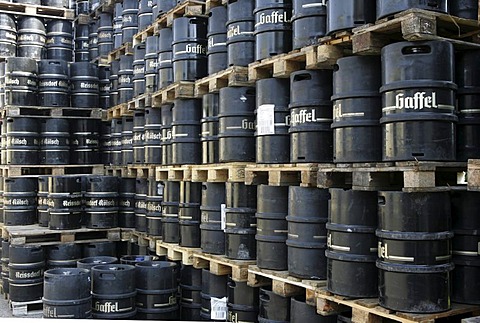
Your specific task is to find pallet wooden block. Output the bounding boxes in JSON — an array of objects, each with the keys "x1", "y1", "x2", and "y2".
[
  {"x1": 2, "y1": 105, "x2": 103, "y2": 119},
  {"x1": 3, "y1": 225, "x2": 121, "y2": 246},
  {"x1": 352, "y1": 8, "x2": 480, "y2": 55},
  {"x1": 75, "y1": 13, "x2": 91, "y2": 25},
  {"x1": 10, "y1": 299, "x2": 43, "y2": 317},
  {"x1": 245, "y1": 163, "x2": 330, "y2": 187},
  {"x1": 317, "y1": 161, "x2": 466, "y2": 192},
  {"x1": 248, "y1": 265, "x2": 325, "y2": 306},
  {"x1": 156, "y1": 165, "x2": 193, "y2": 181},
  {"x1": 467, "y1": 159, "x2": 480, "y2": 191},
  {"x1": 193, "y1": 253, "x2": 255, "y2": 282},
  {"x1": 205, "y1": 0, "x2": 226, "y2": 11},
  {"x1": 316, "y1": 288, "x2": 480, "y2": 323},
  {"x1": 120, "y1": 228, "x2": 135, "y2": 241},
  {"x1": 190, "y1": 163, "x2": 251, "y2": 183},
  {"x1": 0, "y1": 165, "x2": 105, "y2": 177},
  {"x1": 152, "y1": 81, "x2": 196, "y2": 106},
  {"x1": 194, "y1": 66, "x2": 251, "y2": 97}
]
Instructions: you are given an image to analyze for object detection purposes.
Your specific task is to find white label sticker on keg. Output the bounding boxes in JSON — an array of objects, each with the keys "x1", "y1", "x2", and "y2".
[
  {"x1": 221, "y1": 203, "x2": 226, "y2": 231},
  {"x1": 210, "y1": 297, "x2": 227, "y2": 320},
  {"x1": 257, "y1": 104, "x2": 275, "y2": 135}
]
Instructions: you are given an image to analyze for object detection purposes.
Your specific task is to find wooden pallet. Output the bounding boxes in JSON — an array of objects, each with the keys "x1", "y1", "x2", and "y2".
[
  {"x1": 107, "y1": 42, "x2": 133, "y2": 63},
  {"x1": 91, "y1": 55, "x2": 109, "y2": 66},
  {"x1": 467, "y1": 159, "x2": 480, "y2": 191},
  {"x1": 193, "y1": 253, "x2": 255, "y2": 282},
  {"x1": 0, "y1": 1, "x2": 74, "y2": 19},
  {"x1": 127, "y1": 93, "x2": 152, "y2": 111},
  {"x1": 248, "y1": 265, "x2": 325, "y2": 304},
  {"x1": 128, "y1": 164, "x2": 157, "y2": 178},
  {"x1": 316, "y1": 288, "x2": 480, "y2": 323},
  {"x1": 104, "y1": 165, "x2": 131, "y2": 177},
  {"x1": 120, "y1": 228, "x2": 135, "y2": 241},
  {"x1": 75, "y1": 13, "x2": 91, "y2": 25},
  {"x1": 195, "y1": 66, "x2": 252, "y2": 97},
  {"x1": 106, "y1": 103, "x2": 132, "y2": 120},
  {"x1": 248, "y1": 45, "x2": 344, "y2": 81},
  {"x1": 2, "y1": 105, "x2": 104, "y2": 119},
  {"x1": 152, "y1": 81, "x2": 196, "y2": 106},
  {"x1": 156, "y1": 165, "x2": 193, "y2": 182},
  {"x1": 130, "y1": 230, "x2": 160, "y2": 251},
  {"x1": 10, "y1": 299, "x2": 43, "y2": 317},
  {"x1": 320, "y1": 30, "x2": 354, "y2": 47},
  {"x1": 317, "y1": 161, "x2": 467, "y2": 192},
  {"x1": 133, "y1": 23, "x2": 156, "y2": 47},
  {"x1": 2, "y1": 225, "x2": 121, "y2": 246},
  {"x1": 154, "y1": 0, "x2": 206, "y2": 30},
  {"x1": 245, "y1": 163, "x2": 331, "y2": 187},
  {"x1": 205, "y1": 0, "x2": 226, "y2": 12},
  {"x1": 156, "y1": 240, "x2": 201, "y2": 265},
  {"x1": 352, "y1": 8, "x2": 480, "y2": 55},
  {"x1": 0, "y1": 164, "x2": 105, "y2": 177},
  {"x1": 91, "y1": 0, "x2": 115, "y2": 17},
  {"x1": 191, "y1": 162, "x2": 252, "y2": 183}
]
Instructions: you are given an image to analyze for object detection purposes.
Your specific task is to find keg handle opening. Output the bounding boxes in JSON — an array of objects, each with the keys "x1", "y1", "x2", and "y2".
[
  {"x1": 292, "y1": 73, "x2": 312, "y2": 82},
  {"x1": 401, "y1": 45, "x2": 431, "y2": 55},
  {"x1": 99, "y1": 273, "x2": 116, "y2": 279},
  {"x1": 412, "y1": 152, "x2": 425, "y2": 158},
  {"x1": 427, "y1": 1, "x2": 440, "y2": 8},
  {"x1": 259, "y1": 294, "x2": 270, "y2": 302},
  {"x1": 189, "y1": 19, "x2": 206, "y2": 25},
  {"x1": 333, "y1": 64, "x2": 339, "y2": 72},
  {"x1": 378, "y1": 195, "x2": 386, "y2": 206}
]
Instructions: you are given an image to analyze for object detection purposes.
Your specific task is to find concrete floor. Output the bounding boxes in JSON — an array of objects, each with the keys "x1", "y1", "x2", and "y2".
[
  {"x1": 0, "y1": 291, "x2": 42, "y2": 319},
  {"x1": 0, "y1": 291, "x2": 14, "y2": 318}
]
